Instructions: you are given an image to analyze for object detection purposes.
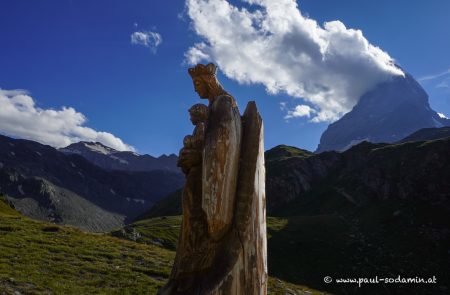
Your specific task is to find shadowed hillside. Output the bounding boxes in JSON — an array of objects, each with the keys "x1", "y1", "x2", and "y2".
[
  {"x1": 0, "y1": 135, "x2": 183, "y2": 231},
  {"x1": 399, "y1": 126, "x2": 450, "y2": 143},
  {"x1": 139, "y1": 138, "x2": 450, "y2": 294}
]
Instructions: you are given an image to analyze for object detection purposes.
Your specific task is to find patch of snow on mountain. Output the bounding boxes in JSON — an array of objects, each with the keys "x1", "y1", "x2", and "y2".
[
  {"x1": 18, "y1": 185, "x2": 24, "y2": 195},
  {"x1": 438, "y1": 112, "x2": 448, "y2": 119},
  {"x1": 84, "y1": 142, "x2": 114, "y2": 155},
  {"x1": 110, "y1": 155, "x2": 129, "y2": 165}
]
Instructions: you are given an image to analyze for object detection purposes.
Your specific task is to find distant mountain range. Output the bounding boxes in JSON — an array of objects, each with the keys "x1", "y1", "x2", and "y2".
[
  {"x1": 0, "y1": 135, "x2": 183, "y2": 231},
  {"x1": 60, "y1": 141, "x2": 179, "y2": 173},
  {"x1": 317, "y1": 70, "x2": 450, "y2": 152}
]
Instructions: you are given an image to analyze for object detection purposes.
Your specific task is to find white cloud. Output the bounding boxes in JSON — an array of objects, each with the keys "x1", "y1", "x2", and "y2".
[
  {"x1": 131, "y1": 30, "x2": 162, "y2": 53},
  {"x1": 185, "y1": 0, "x2": 404, "y2": 122},
  {"x1": 185, "y1": 43, "x2": 211, "y2": 64},
  {"x1": 436, "y1": 80, "x2": 449, "y2": 89},
  {"x1": 418, "y1": 68, "x2": 450, "y2": 91},
  {"x1": 418, "y1": 68, "x2": 450, "y2": 82},
  {"x1": 285, "y1": 104, "x2": 316, "y2": 119},
  {"x1": 0, "y1": 89, "x2": 135, "y2": 152}
]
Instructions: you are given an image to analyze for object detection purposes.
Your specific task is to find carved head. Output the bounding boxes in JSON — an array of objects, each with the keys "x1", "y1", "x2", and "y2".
[
  {"x1": 188, "y1": 103, "x2": 208, "y2": 125},
  {"x1": 188, "y1": 63, "x2": 227, "y2": 101}
]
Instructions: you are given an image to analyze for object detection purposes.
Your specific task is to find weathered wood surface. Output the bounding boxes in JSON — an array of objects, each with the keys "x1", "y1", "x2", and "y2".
[
  {"x1": 159, "y1": 63, "x2": 266, "y2": 295},
  {"x1": 232, "y1": 101, "x2": 267, "y2": 295},
  {"x1": 203, "y1": 101, "x2": 267, "y2": 295},
  {"x1": 202, "y1": 95, "x2": 242, "y2": 241}
]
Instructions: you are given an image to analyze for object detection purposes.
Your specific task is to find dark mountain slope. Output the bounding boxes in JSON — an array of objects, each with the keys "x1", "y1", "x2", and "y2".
[
  {"x1": 0, "y1": 135, "x2": 183, "y2": 231},
  {"x1": 270, "y1": 139, "x2": 449, "y2": 214},
  {"x1": 144, "y1": 138, "x2": 450, "y2": 216},
  {"x1": 137, "y1": 189, "x2": 183, "y2": 220},
  {"x1": 399, "y1": 126, "x2": 450, "y2": 143},
  {"x1": 268, "y1": 140, "x2": 449, "y2": 294},
  {"x1": 143, "y1": 139, "x2": 450, "y2": 294}
]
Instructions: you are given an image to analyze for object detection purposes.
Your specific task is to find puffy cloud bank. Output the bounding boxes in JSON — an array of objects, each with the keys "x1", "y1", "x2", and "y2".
[
  {"x1": 0, "y1": 89, "x2": 135, "y2": 151},
  {"x1": 131, "y1": 30, "x2": 162, "y2": 53},
  {"x1": 185, "y1": 0, "x2": 404, "y2": 122}
]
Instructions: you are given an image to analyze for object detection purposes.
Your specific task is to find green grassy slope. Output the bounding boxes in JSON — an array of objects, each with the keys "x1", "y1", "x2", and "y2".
[
  {"x1": 113, "y1": 215, "x2": 332, "y2": 294},
  {"x1": 112, "y1": 216, "x2": 182, "y2": 251},
  {"x1": 0, "y1": 197, "x2": 328, "y2": 295},
  {"x1": 264, "y1": 145, "x2": 313, "y2": 162},
  {"x1": 0, "y1": 196, "x2": 173, "y2": 294}
]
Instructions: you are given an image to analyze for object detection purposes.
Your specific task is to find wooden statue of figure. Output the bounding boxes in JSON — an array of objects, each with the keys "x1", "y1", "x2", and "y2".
[{"x1": 159, "y1": 63, "x2": 267, "y2": 295}]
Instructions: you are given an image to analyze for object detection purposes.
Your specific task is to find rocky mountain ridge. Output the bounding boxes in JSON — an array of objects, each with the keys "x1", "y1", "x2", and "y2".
[
  {"x1": 144, "y1": 128, "x2": 450, "y2": 217},
  {"x1": 0, "y1": 135, "x2": 183, "y2": 231},
  {"x1": 60, "y1": 141, "x2": 179, "y2": 173},
  {"x1": 399, "y1": 126, "x2": 450, "y2": 143},
  {"x1": 269, "y1": 138, "x2": 450, "y2": 213}
]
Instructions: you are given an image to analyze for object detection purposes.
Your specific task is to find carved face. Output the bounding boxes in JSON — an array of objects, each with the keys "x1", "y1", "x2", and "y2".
[
  {"x1": 193, "y1": 78, "x2": 209, "y2": 99},
  {"x1": 190, "y1": 114, "x2": 200, "y2": 125},
  {"x1": 188, "y1": 104, "x2": 208, "y2": 125}
]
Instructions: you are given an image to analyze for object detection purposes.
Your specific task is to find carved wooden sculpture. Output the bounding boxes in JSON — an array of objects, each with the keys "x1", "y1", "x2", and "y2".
[{"x1": 159, "y1": 63, "x2": 267, "y2": 295}]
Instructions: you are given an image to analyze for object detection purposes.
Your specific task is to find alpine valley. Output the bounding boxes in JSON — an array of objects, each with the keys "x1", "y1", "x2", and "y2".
[
  {"x1": 1, "y1": 74, "x2": 449, "y2": 295},
  {"x1": 0, "y1": 136, "x2": 183, "y2": 232}
]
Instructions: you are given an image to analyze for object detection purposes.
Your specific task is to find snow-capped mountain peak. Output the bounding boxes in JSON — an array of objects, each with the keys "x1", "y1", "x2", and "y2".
[
  {"x1": 316, "y1": 70, "x2": 450, "y2": 152},
  {"x1": 59, "y1": 141, "x2": 180, "y2": 173}
]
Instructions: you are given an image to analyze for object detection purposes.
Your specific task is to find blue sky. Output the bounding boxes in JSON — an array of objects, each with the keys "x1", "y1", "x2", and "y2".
[{"x1": 0, "y1": 0, "x2": 449, "y2": 156}]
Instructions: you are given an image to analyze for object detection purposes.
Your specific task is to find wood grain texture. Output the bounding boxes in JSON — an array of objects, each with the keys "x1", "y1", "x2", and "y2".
[
  {"x1": 159, "y1": 63, "x2": 266, "y2": 294},
  {"x1": 202, "y1": 95, "x2": 242, "y2": 241}
]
